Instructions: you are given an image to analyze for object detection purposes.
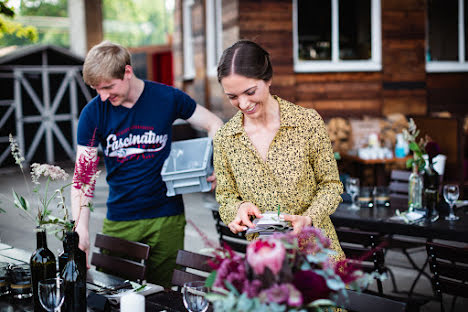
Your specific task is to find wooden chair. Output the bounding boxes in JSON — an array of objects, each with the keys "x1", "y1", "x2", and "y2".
[
  {"x1": 388, "y1": 169, "x2": 431, "y2": 296},
  {"x1": 335, "y1": 227, "x2": 390, "y2": 294},
  {"x1": 426, "y1": 241, "x2": 468, "y2": 312},
  {"x1": 389, "y1": 169, "x2": 411, "y2": 207},
  {"x1": 336, "y1": 290, "x2": 407, "y2": 312},
  {"x1": 211, "y1": 210, "x2": 248, "y2": 253},
  {"x1": 90, "y1": 233, "x2": 150, "y2": 282},
  {"x1": 171, "y1": 250, "x2": 213, "y2": 289}
]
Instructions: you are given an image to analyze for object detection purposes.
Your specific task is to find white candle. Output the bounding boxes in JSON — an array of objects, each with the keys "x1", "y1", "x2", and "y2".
[{"x1": 120, "y1": 292, "x2": 145, "y2": 312}]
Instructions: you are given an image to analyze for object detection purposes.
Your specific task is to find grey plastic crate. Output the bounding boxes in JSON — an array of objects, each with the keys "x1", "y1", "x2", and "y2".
[{"x1": 161, "y1": 137, "x2": 213, "y2": 196}]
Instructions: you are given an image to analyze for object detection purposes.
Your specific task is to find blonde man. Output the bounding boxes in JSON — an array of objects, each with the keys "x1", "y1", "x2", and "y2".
[{"x1": 72, "y1": 41, "x2": 223, "y2": 287}]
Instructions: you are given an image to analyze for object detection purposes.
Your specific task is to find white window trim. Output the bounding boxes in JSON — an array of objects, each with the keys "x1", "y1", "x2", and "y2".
[
  {"x1": 293, "y1": 0, "x2": 382, "y2": 72},
  {"x1": 183, "y1": 0, "x2": 195, "y2": 80},
  {"x1": 426, "y1": 0, "x2": 468, "y2": 72},
  {"x1": 206, "y1": 0, "x2": 223, "y2": 77}
]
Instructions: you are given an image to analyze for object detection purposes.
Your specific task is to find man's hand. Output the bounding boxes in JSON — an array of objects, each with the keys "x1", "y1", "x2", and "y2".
[
  {"x1": 75, "y1": 225, "x2": 91, "y2": 269},
  {"x1": 207, "y1": 171, "x2": 217, "y2": 191},
  {"x1": 282, "y1": 214, "x2": 313, "y2": 235},
  {"x1": 228, "y1": 202, "x2": 263, "y2": 234}
]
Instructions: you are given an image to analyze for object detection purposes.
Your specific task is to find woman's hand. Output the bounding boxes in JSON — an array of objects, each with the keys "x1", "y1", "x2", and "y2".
[
  {"x1": 228, "y1": 202, "x2": 263, "y2": 234},
  {"x1": 282, "y1": 214, "x2": 313, "y2": 235}
]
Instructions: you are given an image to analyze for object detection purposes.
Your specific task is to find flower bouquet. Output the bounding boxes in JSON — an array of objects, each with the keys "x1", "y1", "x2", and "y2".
[
  {"x1": 0, "y1": 134, "x2": 100, "y2": 235},
  {"x1": 205, "y1": 227, "x2": 378, "y2": 312}
]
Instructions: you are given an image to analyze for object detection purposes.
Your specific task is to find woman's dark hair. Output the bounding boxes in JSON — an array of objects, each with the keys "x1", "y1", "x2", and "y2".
[{"x1": 217, "y1": 40, "x2": 273, "y2": 83}]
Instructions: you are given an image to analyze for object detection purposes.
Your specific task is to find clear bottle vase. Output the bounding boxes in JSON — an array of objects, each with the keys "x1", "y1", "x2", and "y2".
[{"x1": 408, "y1": 163, "x2": 423, "y2": 212}]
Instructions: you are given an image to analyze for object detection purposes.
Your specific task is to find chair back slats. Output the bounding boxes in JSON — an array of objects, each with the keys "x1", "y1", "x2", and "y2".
[
  {"x1": 336, "y1": 228, "x2": 382, "y2": 246},
  {"x1": 390, "y1": 170, "x2": 411, "y2": 182},
  {"x1": 94, "y1": 233, "x2": 150, "y2": 261},
  {"x1": 175, "y1": 250, "x2": 212, "y2": 272},
  {"x1": 439, "y1": 277, "x2": 468, "y2": 298},
  {"x1": 434, "y1": 261, "x2": 468, "y2": 282},
  {"x1": 172, "y1": 250, "x2": 214, "y2": 289},
  {"x1": 212, "y1": 210, "x2": 248, "y2": 253},
  {"x1": 388, "y1": 181, "x2": 409, "y2": 194},
  {"x1": 91, "y1": 233, "x2": 150, "y2": 282},
  {"x1": 91, "y1": 253, "x2": 147, "y2": 281},
  {"x1": 171, "y1": 269, "x2": 207, "y2": 288},
  {"x1": 337, "y1": 290, "x2": 407, "y2": 312},
  {"x1": 426, "y1": 241, "x2": 468, "y2": 306},
  {"x1": 427, "y1": 242, "x2": 468, "y2": 263}
]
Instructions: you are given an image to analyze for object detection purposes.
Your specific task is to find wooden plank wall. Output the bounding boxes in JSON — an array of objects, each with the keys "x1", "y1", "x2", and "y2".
[
  {"x1": 427, "y1": 74, "x2": 468, "y2": 116},
  {"x1": 381, "y1": 0, "x2": 427, "y2": 116}
]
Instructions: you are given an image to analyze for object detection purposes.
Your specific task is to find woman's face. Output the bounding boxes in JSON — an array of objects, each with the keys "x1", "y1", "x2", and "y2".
[{"x1": 220, "y1": 74, "x2": 271, "y2": 118}]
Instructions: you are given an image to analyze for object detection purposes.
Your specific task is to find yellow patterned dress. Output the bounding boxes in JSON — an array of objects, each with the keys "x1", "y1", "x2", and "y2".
[{"x1": 213, "y1": 96, "x2": 345, "y2": 261}]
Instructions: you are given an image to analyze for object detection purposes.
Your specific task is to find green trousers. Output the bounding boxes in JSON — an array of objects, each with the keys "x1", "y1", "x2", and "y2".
[{"x1": 102, "y1": 214, "x2": 186, "y2": 288}]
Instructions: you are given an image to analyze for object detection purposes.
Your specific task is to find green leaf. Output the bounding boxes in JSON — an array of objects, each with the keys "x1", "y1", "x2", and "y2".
[
  {"x1": 12, "y1": 190, "x2": 30, "y2": 211},
  {"x1": 409, "y1": 141, "x2": 420, "y2": 153},
  {"x1": 88, "y1": 202, "x2": 95, "y2": 212},
  {"x1": 306, "y1": 299, "x2": 336, "y2": 308},
  {"x1": 406, "y1": 158, "x2": 414, "y2": 169},
  {"x1": 0, "y1": 207, "x2": 6, "y2": 213},
  {"x1": 205, "y1": 271, "x2": 217, "y2": 288}
]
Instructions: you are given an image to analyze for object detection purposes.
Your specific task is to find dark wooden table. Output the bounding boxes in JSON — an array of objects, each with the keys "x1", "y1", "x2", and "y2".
[
  {"x1": 0, "y1": 245, "x2": 188, "y2": 312},
  {"x1": 332, "y1": 201, "x2": 468, "y2": 243}
]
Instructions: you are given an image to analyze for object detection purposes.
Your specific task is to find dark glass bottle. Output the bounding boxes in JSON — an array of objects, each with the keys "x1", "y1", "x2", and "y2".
[
  {"x1": 423, "y1": 160, "x2": 440, "y2": 216},
  {"x1": 30, "y1": 227, "x2": 57, "y2": 312},
  {"x1": 61, "y1": 231, "x2": 87, "y2": 312},
  {"x1": 58, "y1": 222, "x2": 75, "y2": 273}
]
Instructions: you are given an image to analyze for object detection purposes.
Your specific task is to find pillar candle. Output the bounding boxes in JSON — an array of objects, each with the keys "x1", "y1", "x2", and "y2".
[{"x1": 120, "y1": 292, "x2": 145, "y2": 312}]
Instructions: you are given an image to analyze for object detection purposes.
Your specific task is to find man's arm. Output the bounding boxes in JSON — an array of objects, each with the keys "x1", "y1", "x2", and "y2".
[
  {"x1": 186, "y1": 104, "x2": 223, "y2": 138},
  {"x1": 71, "y1": 144, "x2": 99, "y2": 269}
]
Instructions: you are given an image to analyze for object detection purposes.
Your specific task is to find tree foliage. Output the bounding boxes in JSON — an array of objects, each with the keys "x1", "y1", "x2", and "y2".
[
  {"x1": 0, "y1": 0, "x2": 38, "y2": 44},
  {"x1": 103, "y1": 0, "x2": 171, "y2": 47}
]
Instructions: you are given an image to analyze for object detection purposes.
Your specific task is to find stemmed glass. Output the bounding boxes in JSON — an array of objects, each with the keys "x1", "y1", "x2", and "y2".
[
  {"x1": 182, "y1": 281, "x2": 209, "y2": 312},
  {"x1": 346, "y1": 177, "x2": 360, "y2": 210},
  {"x1": 38, "y1": 278, "x2": 65, "y2": 312},
  {"x1": 443, "y1": 184, "x2": 459, "y2": 221}
]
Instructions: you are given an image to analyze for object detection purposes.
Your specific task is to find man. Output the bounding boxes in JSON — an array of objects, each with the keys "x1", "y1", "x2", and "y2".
[{"x1": 71, "y1": 41, "x2": 223, "y2": 288}]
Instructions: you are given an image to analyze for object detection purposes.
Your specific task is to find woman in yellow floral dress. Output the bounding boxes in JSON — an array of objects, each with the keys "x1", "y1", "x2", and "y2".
[{"x1": 213, "y1": 40, "x2": 345, "y2": 260}]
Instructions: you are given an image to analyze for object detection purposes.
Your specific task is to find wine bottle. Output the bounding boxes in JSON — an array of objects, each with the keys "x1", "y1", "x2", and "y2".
[
  {"x1": 61, "y1": 231, "x2": 87, "y2": 312},
  {"x1": 30, "y1": 227, "x2": 57, "y2": 312}
]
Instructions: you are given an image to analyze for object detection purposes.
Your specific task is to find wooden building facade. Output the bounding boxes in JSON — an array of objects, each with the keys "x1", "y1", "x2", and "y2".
[{"x1": 172, "y1": 0, "x2": 468, "y2": 121}]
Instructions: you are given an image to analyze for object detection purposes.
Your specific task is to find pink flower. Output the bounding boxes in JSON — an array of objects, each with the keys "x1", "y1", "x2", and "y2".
[
  {"x1": 258, "y1": 283, "x2": 303, "y2": 307},
  {"x1": 246, "y1": 238, "x2": 285, "y2": 275}
]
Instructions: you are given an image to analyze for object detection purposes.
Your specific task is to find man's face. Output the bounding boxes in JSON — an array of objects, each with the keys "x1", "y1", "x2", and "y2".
[{"x1": 92, "y1": 66, "x2": 132, "y2": 107}]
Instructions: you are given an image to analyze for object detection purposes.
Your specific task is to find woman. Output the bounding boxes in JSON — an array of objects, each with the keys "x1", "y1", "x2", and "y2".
[{"x1": 213, "y1": 40, "x2": 344, "y2": 260}]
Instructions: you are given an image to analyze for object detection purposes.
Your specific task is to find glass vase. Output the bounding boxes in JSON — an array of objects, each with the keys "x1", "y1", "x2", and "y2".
[{"x1": 408, "y1": 163, "x2": 423, "y2": 212}]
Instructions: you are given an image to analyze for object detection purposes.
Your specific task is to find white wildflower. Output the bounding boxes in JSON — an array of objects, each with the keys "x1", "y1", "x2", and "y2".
[
  {"x1": 31, "y1": 163, "x2": 69, "y2": 184},
  {"x1": 9, "y1": 134, "x2": 25, "y2": 169}
]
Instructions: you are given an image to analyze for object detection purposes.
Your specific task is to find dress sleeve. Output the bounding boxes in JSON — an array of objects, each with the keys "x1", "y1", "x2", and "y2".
[
  {"x1": 304, "y1": 112, "x2": 343, "y2": 223},
  {"x1": 213, "y1": 130, "x2": 244, "y2": 225}
]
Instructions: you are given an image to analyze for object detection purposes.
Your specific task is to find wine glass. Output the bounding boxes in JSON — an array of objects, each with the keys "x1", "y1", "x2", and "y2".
[
  {"x1": 38, "y1": 278, "x2": 65, "y2": 312},
  {"x1": 182, "y1": 281, "x2": 209, "y2": 312},
  {"x1": 346, "y1": 177, "x2": 360, "y2": 210},
  {"x1": 443, "y1": 184, "x2": 459, "y2": 221}
]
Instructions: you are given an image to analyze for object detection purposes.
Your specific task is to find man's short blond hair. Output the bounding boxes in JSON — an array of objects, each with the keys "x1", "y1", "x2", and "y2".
[{"x1": 83, "y1": 41, "x2": 131, "y2": 87}]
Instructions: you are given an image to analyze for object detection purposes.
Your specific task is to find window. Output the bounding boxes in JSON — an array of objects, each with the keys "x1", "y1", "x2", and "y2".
[
  {"x1": 206, "y1": 0, "x2": 223, "y2": 77},
  {"x1": 293, "y1": 0, "x2": 381, "y2": 72},
  {"x1": 183, "y1": 0, "x2": 195, "y2": 80},
  {"x1": 426, "y1": 0, "x2": 468, "y2": 72}
]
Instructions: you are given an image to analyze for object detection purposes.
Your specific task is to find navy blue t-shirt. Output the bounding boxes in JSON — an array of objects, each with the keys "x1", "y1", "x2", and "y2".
[{"x1": 77, "y1": 80, "x2": 196, "y2": 221}]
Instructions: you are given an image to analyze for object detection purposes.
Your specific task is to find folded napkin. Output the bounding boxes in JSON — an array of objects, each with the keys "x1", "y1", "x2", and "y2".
[{"x1": 106, "y1": 283, "x2": 164, "y2": 306}]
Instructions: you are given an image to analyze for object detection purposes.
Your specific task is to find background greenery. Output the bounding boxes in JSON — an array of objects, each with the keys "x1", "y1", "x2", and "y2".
[{"x1": 0, "y1": 0, "x2": 173, "y2": 48}]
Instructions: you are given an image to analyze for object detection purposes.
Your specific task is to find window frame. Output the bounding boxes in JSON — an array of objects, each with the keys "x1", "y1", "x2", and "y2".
[
  {"x1": 183, "y1": 0, "x2": 195, "y2": 80},
  {"x1": 205, "y1": 0, "x2": 223, "y2": 77},
  {"x1": 426, "y1": 0, "x2": 468, "y2": 72},
  {"x1": 292, "y1": 0, "x2": 382, "y2": 73}
]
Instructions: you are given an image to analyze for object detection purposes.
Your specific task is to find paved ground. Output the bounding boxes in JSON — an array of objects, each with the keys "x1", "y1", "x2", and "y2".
[{"x1": 0, "y1": 164, "x2": 466, "y2": 311}]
